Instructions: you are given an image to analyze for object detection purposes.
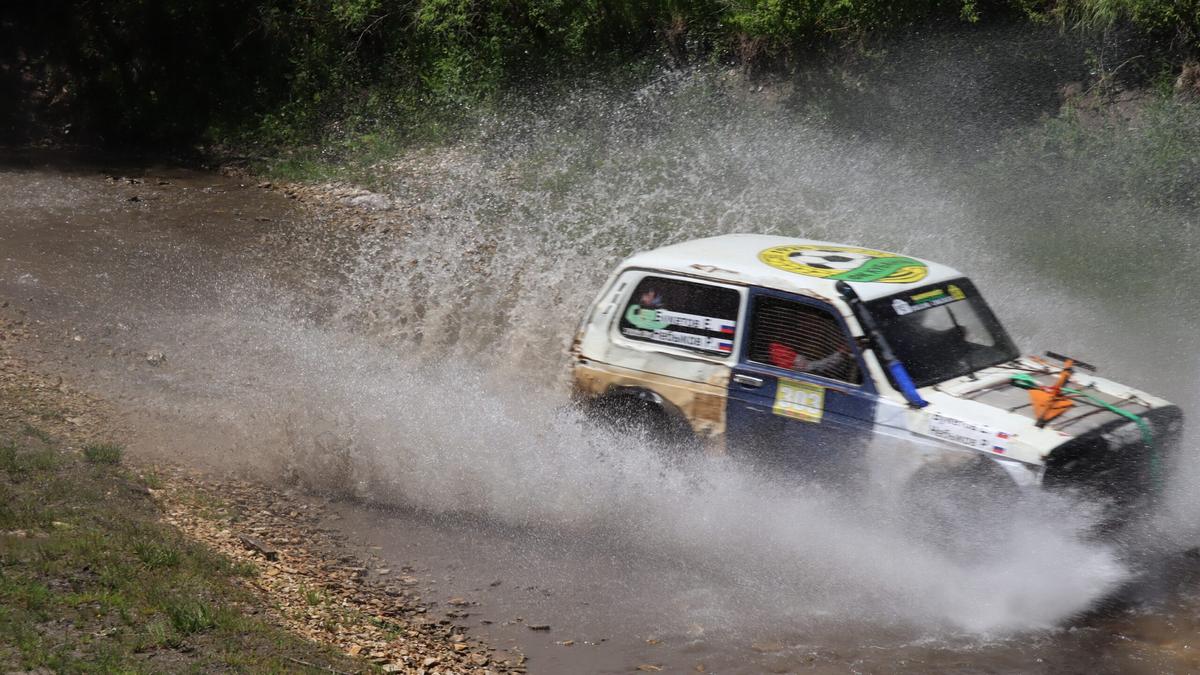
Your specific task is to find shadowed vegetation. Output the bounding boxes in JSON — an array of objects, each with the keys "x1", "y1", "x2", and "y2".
[
  {"x1": 2, "y1": 1, "x2": 1196, "y2": 150},
  {"x1": 0, "y1": 417, "x2": 358, "y2": 671}
]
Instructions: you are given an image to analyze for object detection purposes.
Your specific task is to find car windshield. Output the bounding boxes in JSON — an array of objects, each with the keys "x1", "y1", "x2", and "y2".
[{"x1": 865, "y1": 278, "x2": 1020, "y2": 388}]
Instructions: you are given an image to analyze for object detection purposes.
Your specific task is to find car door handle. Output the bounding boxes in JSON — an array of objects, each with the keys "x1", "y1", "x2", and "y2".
[{"x1": 733, "y1": 374, "x2": 764, "y2": 388}]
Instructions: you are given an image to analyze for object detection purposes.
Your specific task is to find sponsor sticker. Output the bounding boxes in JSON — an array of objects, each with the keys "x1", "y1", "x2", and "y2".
[
  {"x1": 928, "y1": 413, "x2": 1011, "y2": 454},
  {"x1": 891, "y1": 283, "x2": 970, "y2": 315},
  {"x1": 625, "y1": 306, "x2": 737, "y2": 334},
  {"x1": 621, "y1": 327, "x2": 733, "y2": 354},
  {"x1": 758, "y1": 244, "x2": 928, "y2": 284},
  {"x1": 772, "y1": 378, "x2": 825, "y2": 423}
]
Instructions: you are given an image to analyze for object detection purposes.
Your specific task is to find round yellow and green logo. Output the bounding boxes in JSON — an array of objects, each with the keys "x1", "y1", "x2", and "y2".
[{"x1": 758, "y1": 244, "x2": 928, "y2": 284}]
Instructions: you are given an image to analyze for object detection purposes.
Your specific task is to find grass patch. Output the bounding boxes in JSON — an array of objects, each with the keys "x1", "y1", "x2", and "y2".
[
  {"x1": 83, "y1": 442, "x2": 123, "y2": 465},
  {"x1": 139, "y1": 469, "x2": 164, "y2": 490},
  {"x1": 0, "y1": 389, "x2": 362, "y2": 672},
  {"x1": 20, "y1": 422, "x2": 52, "y2": 444},
  {"x1": 1, "y1": 441, "x2": 60, "y2": 480},
  {"x1": 301, "y1": 584, "x2": 326, "y2": 607},
  {"x1": 133, "y1": 537, "x2": 182, "y2": 569},
  {"x1": 165, "y1": 596, "x2": 224, "y2": 635}
]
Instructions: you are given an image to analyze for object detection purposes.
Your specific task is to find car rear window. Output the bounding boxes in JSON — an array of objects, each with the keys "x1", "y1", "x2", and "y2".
[{"x1": 618, "y1": 276, "x2": 741, "y2": 357}]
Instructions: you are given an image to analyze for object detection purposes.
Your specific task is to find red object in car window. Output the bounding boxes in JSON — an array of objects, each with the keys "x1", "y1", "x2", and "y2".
[{"x1": 768, "y1": 342, "x2": 796, "y2": 369}]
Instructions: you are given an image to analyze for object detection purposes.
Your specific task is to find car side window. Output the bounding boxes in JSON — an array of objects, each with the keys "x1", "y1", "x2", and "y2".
[
  {"x1": 617, "y1": 275, "x2": 740, "y2": 358},
  {"x1": 747, "y1": 295, "x2": 861, "y2": 384}
]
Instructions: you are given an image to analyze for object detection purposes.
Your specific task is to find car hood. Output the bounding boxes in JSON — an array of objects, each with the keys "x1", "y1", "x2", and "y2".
[
  {"x1": 940, "y1": 357, "x2": 1168, "y2": 429},
  {"x1": 919, "y1": 355, "x2": 1177, "y2": 464}
]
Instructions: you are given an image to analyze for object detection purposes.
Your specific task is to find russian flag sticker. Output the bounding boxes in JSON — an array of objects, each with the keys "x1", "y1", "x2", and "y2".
[{"x1": 717, "y1": 340, "x2": 733, "y2": 352}]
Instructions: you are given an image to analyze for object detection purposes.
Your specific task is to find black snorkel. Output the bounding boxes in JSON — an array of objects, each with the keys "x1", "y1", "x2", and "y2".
[{"x1": 836, "y1": 281, "x2": 929, "y2": 409}]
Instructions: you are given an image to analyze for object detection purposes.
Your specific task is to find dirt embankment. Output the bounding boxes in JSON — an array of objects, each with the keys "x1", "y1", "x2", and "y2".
[{"x1": 1, "y1": 294, "x2": 523, "y2": 673}]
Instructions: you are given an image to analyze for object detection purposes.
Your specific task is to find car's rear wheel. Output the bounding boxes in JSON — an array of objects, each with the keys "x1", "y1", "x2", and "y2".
[{"x1": 585, "y1": 394, "x2": 694, "y2": 456}]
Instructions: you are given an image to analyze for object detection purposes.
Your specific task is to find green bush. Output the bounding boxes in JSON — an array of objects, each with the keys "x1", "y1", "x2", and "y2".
[{"x1": 4, "y1": 1, "x2": 1196, "y2": 150}]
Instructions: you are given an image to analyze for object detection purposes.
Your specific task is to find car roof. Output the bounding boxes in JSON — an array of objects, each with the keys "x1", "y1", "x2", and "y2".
[{"x1": 620, "y1": 234, "x2": 964, "y2": 302}]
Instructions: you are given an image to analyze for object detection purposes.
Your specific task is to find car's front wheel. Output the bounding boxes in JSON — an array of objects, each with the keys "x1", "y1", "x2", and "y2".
[{"x1": 900, "y1": 456, "x2": 1021, "y2": 560}]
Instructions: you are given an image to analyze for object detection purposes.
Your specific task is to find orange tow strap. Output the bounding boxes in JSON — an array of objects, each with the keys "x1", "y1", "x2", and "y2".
[{"x1": 1031, "y1": 358, "x2": 1075, "y2": 427}]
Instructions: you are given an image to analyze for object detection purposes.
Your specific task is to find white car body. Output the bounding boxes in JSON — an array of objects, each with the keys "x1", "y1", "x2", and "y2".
[{"x1": 571, "y1": 234, "x2": 1182, "y2": 501}]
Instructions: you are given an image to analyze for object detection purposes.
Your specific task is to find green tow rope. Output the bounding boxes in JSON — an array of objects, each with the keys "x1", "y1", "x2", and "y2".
[{"x1": 1011, "y1": 373, "x2": 1162, "y2": 494}]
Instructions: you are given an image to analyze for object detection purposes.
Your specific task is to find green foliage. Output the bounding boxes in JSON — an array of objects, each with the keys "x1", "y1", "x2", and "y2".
[
  {"x1": 133, "y1": 537, "x2": 183, "y2": 569},
  {"x1": 1019, "y1": 0, "x2": 1200, "y2": 41},
  {"x1": 4, "y1": 0, "x2": 1197, "y2": 150},
  {"x1": 0, "y1": 408, "x2": 360, "y2": 671},
  {"x1": 83, "y1": 442, "x2": 123, "y2": 465},
  {"x1": 165, "y1": 596, "x2": 224, "y2": 635},
  {"x1": 723, "y1": 0, "x2": 973, "y2": 43},
  {"x1": 1, "y1": 442, "x2": 60, "y2": 479}
]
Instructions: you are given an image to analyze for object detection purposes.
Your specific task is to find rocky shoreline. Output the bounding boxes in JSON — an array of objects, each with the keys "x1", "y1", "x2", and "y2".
[{"x1": 158, "y1": 470, "x2": 527, "y2": 674}]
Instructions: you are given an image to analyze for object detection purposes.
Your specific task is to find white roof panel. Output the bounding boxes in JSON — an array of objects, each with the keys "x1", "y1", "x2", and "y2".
[{"x1": 620, "y1": 234, "x2": 964, "y2": 302}]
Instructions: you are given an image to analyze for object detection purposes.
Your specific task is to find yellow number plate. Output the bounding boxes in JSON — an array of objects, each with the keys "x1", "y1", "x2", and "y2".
[{"x1": 772, "y1": 378, "x2": 825, "y2": 423}]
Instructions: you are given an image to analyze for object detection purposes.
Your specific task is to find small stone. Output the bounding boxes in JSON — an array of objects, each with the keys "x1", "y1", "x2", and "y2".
[
  {"x1": 238, "y1": 534, "x2": 279, "y2": 561},
  {"x1": 422, "y1": 657, "x2": 439, "y2": 667},
  {"x1": 637, "y1": 665, "x2": 664, "y2": 672},
  {"x1": 452, "y1": 642, "x2": 469, "y2": 652},
  {"x1": 469, "y1": 653, "x2": 489, "y2": 666},
  {"x1": 527, "y1": 623, "x2": 550, "y2": 631},
  {"x1": 145, "y1": 351, "x2": 166, "y2": 366},
  {"x1": 345, "y1": 193, "x2": 392, "y2": 211},
  {"x1": 347, "y1": 644, "x2": 362, "y2": 656},
  {"x1": 555, "y1": 640, "x2": 574, "y2": 646},
  {"x1": 448, "y1": 597, "x2": 470, "y2": 606}
]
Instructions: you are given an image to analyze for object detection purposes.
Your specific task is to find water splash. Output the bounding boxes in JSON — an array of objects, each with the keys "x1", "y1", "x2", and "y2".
[
  {"x1": 220, "y1": 65, "x2": 1197, "y2": 633},
  {"x1": 222, "y1": 317, "x2": 1125, "y2": 635}
]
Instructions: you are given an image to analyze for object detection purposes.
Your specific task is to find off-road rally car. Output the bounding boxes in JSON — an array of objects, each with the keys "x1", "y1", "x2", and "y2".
[{"x1": 571, "y1": 234, "x2": 1183, "y2": 520}]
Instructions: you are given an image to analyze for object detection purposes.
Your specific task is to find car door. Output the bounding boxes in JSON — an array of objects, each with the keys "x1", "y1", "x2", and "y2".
[{"x1": 725, "y1": 288, "x2": 878, "y2": 479}]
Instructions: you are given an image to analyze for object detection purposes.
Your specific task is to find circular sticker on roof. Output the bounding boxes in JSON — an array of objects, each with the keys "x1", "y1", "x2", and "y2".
[{"x1": 759, "y1": 244, "x2": 928, "y2": 284}]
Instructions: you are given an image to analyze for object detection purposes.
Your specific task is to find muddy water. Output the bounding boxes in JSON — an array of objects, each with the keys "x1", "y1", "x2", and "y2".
[{"x1": 1, "y1": 138, "x2": 1199, "y2": 674}]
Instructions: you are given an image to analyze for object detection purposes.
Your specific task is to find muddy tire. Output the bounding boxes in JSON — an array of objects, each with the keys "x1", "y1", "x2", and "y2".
[{"x1": 585, "y1": 395, "x2": 694, "y2": 454}]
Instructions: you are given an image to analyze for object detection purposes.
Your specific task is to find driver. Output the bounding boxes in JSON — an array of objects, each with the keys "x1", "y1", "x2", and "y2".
[{"x1": 768, "y1": 341, "x2": 853, "y2": 379}]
